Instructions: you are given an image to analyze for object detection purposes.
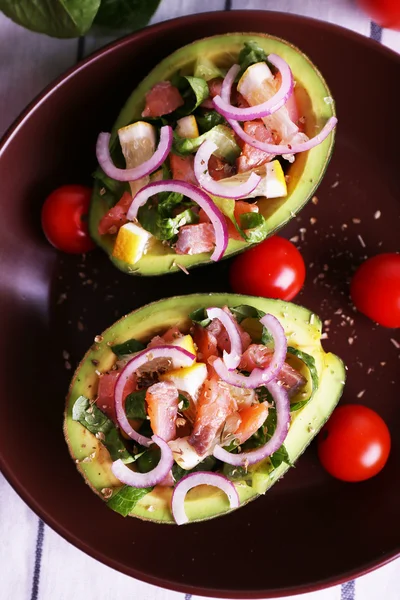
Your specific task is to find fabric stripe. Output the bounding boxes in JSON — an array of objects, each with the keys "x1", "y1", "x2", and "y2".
[
  {"x1": 30, "y1": 519, "x2": 45, "y2": 600},
  {"x1": 76, "y1": 36, "x2": 86, "y2": 62},
  {"x1": 225, "y1": 0, "x2": 232, "y2": 10},
  {"x1": 341, "y1": 579, "x2": 355, "y2": 600},
  {"x1": 370, "y1": 22, "x2": 383, "y2": 42}
]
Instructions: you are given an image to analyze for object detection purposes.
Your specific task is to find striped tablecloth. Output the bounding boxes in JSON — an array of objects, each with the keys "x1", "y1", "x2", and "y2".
[{"x1": 0, "y1": 2, "x2": 399, "y2": 599}]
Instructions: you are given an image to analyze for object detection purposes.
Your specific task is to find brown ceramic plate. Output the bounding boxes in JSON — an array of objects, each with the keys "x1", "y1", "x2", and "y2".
[{"x1": 0, "y1": 11, "x2": 399, "y2": 599}]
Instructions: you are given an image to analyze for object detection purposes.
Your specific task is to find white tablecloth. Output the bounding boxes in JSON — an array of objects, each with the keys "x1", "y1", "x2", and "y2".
[{"x1": 0, "y1": 1, "x2": 399, "y2": 599}]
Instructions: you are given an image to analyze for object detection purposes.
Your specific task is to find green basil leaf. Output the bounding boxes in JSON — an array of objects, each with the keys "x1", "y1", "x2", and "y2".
[
  {"x1": 107, "y1": 485, "x2": 153, "y2": 517},
  {"x1": 172, "y1": 456, "x2": 217, "y2": 483},
  {"x1": 229, "y1": 304, "x2": 272, "y2": 346},
  {"x1": 189, "y1": 307, "x2": 211, "y2": 328},
  {"x1": 178, "y1": 393, "x2": 190, "y2": 411},
  {"x1": 237, "y1": 41, "x2": 269, "y2": 80},
  {"x1": 72, "y1": 396, "x2": 134, "y2": 463},
  {"x1": 94, "y1": 0, "x2": 160, "y2": 29},
  {"x1": 270, "y1": 444, "x2": 292, "y2": 469},
  {"x1": 287, "y1": 346, "x2": 319, "y2": 411},
  {"x1": 193, "y1": 57, "x2": 223, "y2": 81},
  {"x1": 196, "y1": 110, "x2": 226, "y2": 134},
  {"x1": 178, "y1": 75, "x2": 210, "y2": 115},
  {"x1": 111, "y1": 338, "x2": 145, "y2": 358},
  {"x1": 138, "y1": 205, "x2": 199, "y2": 241},
  {"x1": 0, "y1": 0, "x2": 101, "y2": 38},
  {"x1": 157, "y1": 191, "x2": 185, "y2": 217},
  {"x1": 239, "y1": 212, "x2": 269, "y2": 244},
  {"x1": 124, "y1": 390, "x2": 147, "y2": 420}
]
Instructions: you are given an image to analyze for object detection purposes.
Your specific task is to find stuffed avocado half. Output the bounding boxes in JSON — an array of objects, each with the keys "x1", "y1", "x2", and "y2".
[
  {"x1": 64, "y1": 294, "x2": 345, "y2": 525},
  {"x1": 90, "y1": 33, "x2": 336, "y2": 276}
]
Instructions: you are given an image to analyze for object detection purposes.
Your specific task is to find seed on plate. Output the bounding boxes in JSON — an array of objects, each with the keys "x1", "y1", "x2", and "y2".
[
  {"x1": 348, "y1": 337, "x2": 354, "y2": 345},
  {"x1": 390, "y1": 338, "x2": 400, "y2": 349},
  {"x1": 290, "y1": 235, "x2": 299, "y2": 243},
  {"x1": 341, "y1": 223, "x2": 348, "y2": 231},
  {"x1": 374, "y1": 210, "x2": 381, "y2": 219},
  {"x1": 311, "y1": 196, "x2": 319, "y2": 205},
  {"x1": 310, "y1": 217, "x2": 317, "y2": 225},
  {"x1": 94, "y1": 335, "x2": 103, "y2": 343},
  {"x1": 331, "y1": 181, "x2": 339, "y2": 189},
  {"x1": 352, "y1": 218, "x2": 361, "y2": 224},
  {"x1": 320, "y1": 332, "x2": 328, "y2": 340},
  {"x1": 65, "y1": 361, "x2": 72, "y2": 370},
  {"x1": 63, "y1": 350, "x2": 70, "y2": 360},
  {"x1": 357, "y1": 234, "x2": 366, "y2": 248},
  {"x1": 357, "y1": 390, "x2": 365, "y2": 398}
]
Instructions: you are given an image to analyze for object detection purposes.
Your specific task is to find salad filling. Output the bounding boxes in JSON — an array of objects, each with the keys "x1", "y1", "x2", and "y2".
[
  {"x1": 93, "y1": 39, "x2": 337, "y2": 268},
  {"x1": 70, "y1": 303, "x2": 329, "y2": 524}
]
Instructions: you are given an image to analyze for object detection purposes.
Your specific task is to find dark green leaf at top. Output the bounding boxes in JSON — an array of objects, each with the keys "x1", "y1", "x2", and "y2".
[
  {"x1": 124, "y1": 390, "x2": 147, "y2": 420},
  {"x1": 138, "y1": 204, "x2": 199, "y2": 241},
  {"x1": 172, "y1": 75, "x2": 209, "y2": 117},
  {"x1": 287, "y1": 346, "x2": 319, "y2": 412},
  {"x1": 239, "y1": 212, "x2": 269, "y2": 245},
  {"x1": 111, "y1": 338, "x2": 145, "y2": 359},
  {"x1": 107, "y1": 485, "x2": 153, "y2": 517},
  {"x1": 172, "y1": 456, "x2": 217, "y2": 483},
  {"x1": 237, "y1": 41, "x2": 269, "y2": 80},
  {"x1": 230, "y1": 304, "x2": 272, "y2": 346},
  {"x1": 94, "y1": 0, "x2": 161, "y2": 29},
  {"x1": 72, "y1": 396, "x2": 134, "y2": 463},
  {"x1": 0, "y1": 0, "x2": 101, "y2": 38}
]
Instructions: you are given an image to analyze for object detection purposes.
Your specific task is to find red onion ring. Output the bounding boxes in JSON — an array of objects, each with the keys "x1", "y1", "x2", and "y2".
[
  {"x1": 114, "y1": 345, "x2": 195, "y2": 447},
  {"x1": 212, "y1": 314, "x2": 287, "y2": 389},
  {"x1": 111, "y1": 435, "x2": 174, "y2": 488},
  {"x1": 206, "y1": 307, "x2": 243, "y2": 370},
  {"x1": 96, "y1": 125, "x2": 173, "y2": 182},
  {"x1": 126, "y1": 180, "x2": 229, "y2": 261},
  {"x1": 220, "y1": 64, "x2": 337, "y2": 155},
  {"x1": 213, "y1": 378, "x2": 290, "y2": 466},
  {"x1": 213, "y1": 55, "x2": 293, "y2": 122},
  {"x1": 194, "y1": 140, "x2": 261, "y2": 199},
  {"x1": 171, "y1": 472, "x2": 240, "y2": 525}
]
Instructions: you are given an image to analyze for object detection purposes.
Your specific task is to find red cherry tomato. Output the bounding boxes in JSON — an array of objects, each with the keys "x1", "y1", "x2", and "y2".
[
  {"x1": 318, "y1": 405, "x2": 391, "y2": 482},
  {"x1": 350, "y1": 253, "x2": 400, "y2": 328},
  {"x1": 229, "y1": 236, "x2": 305, "y2": 301},
  {"x1": 41, "y1": 185, "x2": 95, "y2": 254},
  {"x1": 357, "y1": 0, "x2": 400, "y2": 30}
]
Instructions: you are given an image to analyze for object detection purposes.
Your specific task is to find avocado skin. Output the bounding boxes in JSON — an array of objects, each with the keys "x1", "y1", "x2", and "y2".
[
  {"x1": 64, "y1": 294, "x2": 345, "y2": 524},
  {"x1": 89, "y1": 33, "x2": 336, "y2": 276}
]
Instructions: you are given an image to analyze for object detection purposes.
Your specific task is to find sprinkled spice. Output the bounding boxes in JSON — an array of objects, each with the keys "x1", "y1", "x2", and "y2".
[
  {"x1": 311, "y1": 196, "x2": 319, "y2": 205},
  {"x1": 390, "y1": 338, "x2": 400, "y2": 349},
  {"x1": 357, "y1": 234, "x2": 366, "y2": 248},
  {"x1": 374, "y1": 210, "x2": 381, "y2": 219}
]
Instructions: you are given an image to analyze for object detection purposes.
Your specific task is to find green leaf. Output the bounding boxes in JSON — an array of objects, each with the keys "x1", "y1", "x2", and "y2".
[
  {"x1": 111, "y1": 338, "x2": 145, "y2": 359},
  {"x1": 137, "y1": 447, "x2": 160, "y2": 473},
  {"x1": 222, "y1": 464, "x2": 250, "y2": 481},
  {"x1": 229, "y1": 304, "x2": 272, "y2": 346},
  {"x1": 189, "y1": 307, "x2": 211, "y2": 328},
  {"x1": 94, "y1": 0, "x2": 160, "y2": 30},
  {"x1": 124, "y1": 390, "x2": 147, "y2": 420},
  {"x1": 107, "y1": 485, "x2": 153, "y2": 517},
  {"x1": 0, "y1": 0, "x2": 101, "y2": 38},
  {"x1": 196, "y1": 110, "x2": 226, "y2": 134},
  {"x1": 72, "y1": 396, "x2": 134, "y2": 463},
  {"x1": 287, "y1": 346, "x2": 319, "y2": 412},
  {"x1": 172, "y1": 456, "x2": 217, "y2": 483},
  {"x1": 157, "y1": 192, "x2": 185, "y2": 218},
  {"x1": 178, "y1": 393, "x2": 190, "y2": 411},
  {"x1": 173, "y1": 125, "x2": 240, "y2": 163},
  {"x1": 270, "y1": 444, "x2": 291, "y2": 469},
  {"x1": 237, "y1": 41, "x2": 269, "y2": 79},
  {"x1": 138, "y1": 205, "x2": 199, "y2": 241},
  {"x1": 239, "y1": 212, "x2": 269, "y2": 244},
  {"x1": 177, "y1": 75, "x2": 210, "y2": 116}
]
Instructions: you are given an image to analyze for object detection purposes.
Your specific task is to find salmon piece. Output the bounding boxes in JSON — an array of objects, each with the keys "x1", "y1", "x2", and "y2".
[
  {"x1": 170, "y1": 154, "x2": 197, "y2": 185},
  {"x1": 192, "y1": 324, "x2": 218, "y2": 361},
  {"x1": 234, "y1": 403, "x2": 269, "y2": 445},
  {"x1": 175, "y1": 223, "x2": 215, "y2": 255},
  {"x1": 208, "y1": 77, "x2": 223, "y2": 98},
  {"x1": 198, "y1": 208, "x2": 211, "y2": 223},
  {"x1": 96, "y1": 369, "x2": 136, "y2": 422},
  {"x1": 206, "y1": 306, "x2": 251, "y2": 353},
  {"x1": 236, "y1": 120, "x2": 274, "y2": 173},
  {"x1": 189, "y1": 377, "x2": 237, "y2": 455},
  {"x1": 227, "y1": 200, "x2": 259, "y2": 241},
  {"x1": 146, "y1": 381, "x2": 179, "y2": 442},
  {"x1": 142, "y1": 81, "x2": 184, "y2": 118},
  {"x1": 208, "y1": 155, "x2": 236, "y2": 181},
  {"x1": 98, "y1": 191, "x2": 132, "y2": 236},
  {"x1": 162, "y1": 326, "x2": 183, "y2": 342},
  {"x1": 239, "y1": 344, "x2": 306, "y2": 396}
]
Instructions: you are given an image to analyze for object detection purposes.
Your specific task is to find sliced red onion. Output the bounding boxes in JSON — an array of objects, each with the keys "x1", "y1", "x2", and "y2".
[
  {"x1": 96, "y1": 125, "x2": 173, "y2": 182},
  {"x1": 126, "y1": 180, "x2": 228, "y2": 261},
  {"x1": 213, "y1": 55, "x2": 293, "y2": 122},
  {"x1": 111, "y1": 435, "x2": 174, "y2": 488},
  {"x1": 213, "y1": 379, "x2": 290, "y2": 466},
  {"x1": 206, "y1": 307, "x2": 243, "y2": 370},
  {"x1": 171, "y1": 472, "x2": 240, "y2": 525},
  {"x1": 115, "y1": 345, "x2": 195, "y2": 447},
  {"x1": 194, "y1": 140, "x2": 261, "y2": 199},
  {"x1": 220, "y1": 64, "x2": 337, "y2": 155},
  {"x1": 213, "y1": 314, "x2": 287, "y2": 389}
]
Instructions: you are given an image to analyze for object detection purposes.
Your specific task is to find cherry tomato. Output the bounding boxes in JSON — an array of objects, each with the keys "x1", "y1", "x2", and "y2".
[
  {"x1": 318, "y1": 405, "x2": 391, "y2": 482},
  {"x1": 41, "y1": 185, "x2": 95, "y2": 254},
  {"x1": 350, "y1": 253, "x2": 400, "y2": 328},
  {"x1": 229, "y1": 236, "x2": 305, "y2": 301},
  {"x1": 357, "y1": 0, "x2": 400, "y2": 30}
]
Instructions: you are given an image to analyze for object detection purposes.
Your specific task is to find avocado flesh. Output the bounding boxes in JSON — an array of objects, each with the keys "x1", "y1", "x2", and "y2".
[
  {"x1": 64, "y1": 293, "x2": 345, "y2": 524},
  {"x1": 89, "y1": 33, "x2": 336, "y2": 276}
]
